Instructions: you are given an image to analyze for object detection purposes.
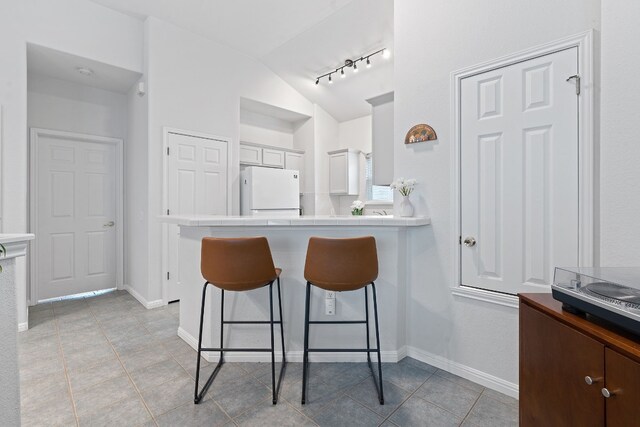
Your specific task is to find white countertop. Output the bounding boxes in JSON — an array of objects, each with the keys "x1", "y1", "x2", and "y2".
[
  {"x1": 159, "y1": 215, "x2": 430, "y2": 227},
  {"x1": 0, "y1": 234, "x2": 35, "y2": 245}
]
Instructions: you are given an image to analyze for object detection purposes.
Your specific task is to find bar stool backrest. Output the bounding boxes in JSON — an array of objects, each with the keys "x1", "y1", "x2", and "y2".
[
  {"x1": 201, "y1": 237, "x2": 278, "y2": 291},
  {"x1": 304, "y1": 236, "x2": 378, "y2": 291}
]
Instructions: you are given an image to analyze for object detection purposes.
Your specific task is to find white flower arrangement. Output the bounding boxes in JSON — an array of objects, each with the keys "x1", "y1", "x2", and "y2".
[
  {"x1": 390, "y1": 177, "x2": 417, "y2": 196},
  {"x1": 350, "y1": 200, "x2": 365, "y2": 216}
]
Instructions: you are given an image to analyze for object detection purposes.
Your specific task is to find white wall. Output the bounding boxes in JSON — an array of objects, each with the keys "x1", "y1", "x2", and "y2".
[
  {"x1": 312, "y1": 105, "x2": 340, "y2": 214},
  {"x1": 27, "y1": 75, "x2": 127, "y2": 138},
  {"x1": 125, "y1": 75, "x2": 149, "y2": 299},
  {"x1": 144, "y1": 18, "x2": 314, "y2": 302},
  {"x1": 0, "y1": 0, "x2": 143, "y2": 314},
  {"x1": 334, "y1": 115, "x2": 371, "y2": 214},
  {"x1": 600, "y1": 0, "x2": 640, "y2": 266},
  {"x1": 239, "y1": 110, "x2": 295, "y2": 149},
  {"x1": 395, "y1": 0, "x2": 600, "y2": 392}
]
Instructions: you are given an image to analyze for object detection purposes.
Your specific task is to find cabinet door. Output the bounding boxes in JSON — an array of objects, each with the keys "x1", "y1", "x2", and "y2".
[
  {"x1": 605, "y1": 348, "x2": 640, "y2": 425},
  {"x1": 329, "y1": 152, "x2": 348, "y2": 194},
  {"x1": 285, "y1": 152, "x2": 304, "y2": 193},
  {"x1": 262, "y1": 148, "x2": 285, "y2": 168},
  {"x1": 520, "y1": 303, "x2": 604, "y2": 427},
  {"x1": 240, "y1": 145, "x2": 262, "y2": 165}
]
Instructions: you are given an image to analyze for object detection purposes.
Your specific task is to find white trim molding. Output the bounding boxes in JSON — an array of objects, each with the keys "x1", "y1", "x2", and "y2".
[
  {"x1": 449, "y1": 30, "x2": 595, "y2": 303},
  {"x1": 407, "y1": 346, "x2": 519, "y2": 399},
  {"x1": 29, "y1": 128, "x2": 125, "y2": 304},
  {"x1": 124, "y1": 285, "x2": 164, "y2": 310},
  {"x1": 451, "y1": 286, "x2": 519, "y2": 309}
]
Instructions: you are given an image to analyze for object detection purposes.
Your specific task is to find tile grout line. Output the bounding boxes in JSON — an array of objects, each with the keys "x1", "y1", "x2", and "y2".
[
  {"x1": 86, "y1": 296, "x2": 160, "y2": 426},
  {"x1": 52, "y1": 301, "x2": 82, "y2": 427}
]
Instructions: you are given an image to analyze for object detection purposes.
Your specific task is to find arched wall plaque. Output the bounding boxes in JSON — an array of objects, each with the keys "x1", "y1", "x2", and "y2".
[{"x1": 405, "y1": 124, "x2": 437, "y2": 144}]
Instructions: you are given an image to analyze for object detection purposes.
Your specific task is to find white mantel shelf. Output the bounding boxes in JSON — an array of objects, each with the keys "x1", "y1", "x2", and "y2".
[
  {"x1": 0, "y1": 233, "x2": 35, "y2": 245},
  {"x1": 159, "y1": 215, "x2": 430, "y2": 227}
]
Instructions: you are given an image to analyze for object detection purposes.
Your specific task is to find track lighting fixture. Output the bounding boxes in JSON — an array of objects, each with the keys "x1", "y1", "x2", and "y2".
[{"x1": 314, "y1": 47, "x2": 389, "y2": 85}]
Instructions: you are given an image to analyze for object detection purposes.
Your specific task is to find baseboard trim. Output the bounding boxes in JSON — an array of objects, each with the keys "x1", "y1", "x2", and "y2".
[
  {"x1": 125, "y1": 285, "x2": 164, "y2": 310},
  {"x1": 177, "y1": 326, "x2": 403, "y2": 363},
  {"x1": 406, "y1": 346, "x2": 519, "y2": 399},
  {"x1": 18, "y1": 322, "x2": 28, "y2": 332}
]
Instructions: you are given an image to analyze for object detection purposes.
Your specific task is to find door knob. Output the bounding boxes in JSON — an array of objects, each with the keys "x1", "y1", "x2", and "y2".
[
  {"x1": 463, "y1": 237, "x2": 476, "y2": 247},
  {"x1": 584, "y1": 376, "x2": 601, "y2": 385},
  {"x1": 103, "y1": 221, "x2": 115, "y2": 227},
  {"x1": 601, "y1": 388, "x2": 615, "y2": 398}
]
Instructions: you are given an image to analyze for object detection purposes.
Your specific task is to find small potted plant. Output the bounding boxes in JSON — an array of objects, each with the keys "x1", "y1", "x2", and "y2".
[
  {"x1": 390, "y1": 177, "x2": 417, "y2": 217},
  {"x1": 351, "y1": 200, "x2": 365, "y2": 216}
]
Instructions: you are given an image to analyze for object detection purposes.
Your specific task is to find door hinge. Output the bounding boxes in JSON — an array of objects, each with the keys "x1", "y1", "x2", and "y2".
[
  {"x1": 167, "y1": 147, "x2": 170, "y2": 155},
  {"x1": 459, "y1": 235, "x2": 462, "y2": 245},
  {"x1": 566, "y1": 74, "x2": 581, "y2": 95},
  {"x1": 167, "y1": 272, "x2": 170, "y2": 280},
  {"x1": 166, "y1": 209, "x2": 170, "y2": 215}
]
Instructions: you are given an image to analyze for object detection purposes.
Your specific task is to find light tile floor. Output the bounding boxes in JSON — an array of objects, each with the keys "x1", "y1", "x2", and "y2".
[{"x1": 19, "y1": 290, "x2": 518, "y2": 426}]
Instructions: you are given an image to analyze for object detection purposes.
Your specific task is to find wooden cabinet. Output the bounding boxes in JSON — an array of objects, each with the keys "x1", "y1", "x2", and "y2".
[
  {"x1": 285, "y1": 152, "x2": 304, "y2": 194},
  {"x1": 328, "y1": 148, "x2": 360, "y2": 195},
  {"x1": 520, "y1": 294, "x2": 640, "y2": 427}
]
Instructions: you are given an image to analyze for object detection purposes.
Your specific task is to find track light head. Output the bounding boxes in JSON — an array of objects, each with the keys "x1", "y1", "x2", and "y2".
[
  {"x1": 366, "y1": 57, "x2": 371, "y2": 68},
  {"x1": 382, "y1": 48, "x2": 390, "y2": 59},
  {"x1": 328, "y1": 74, "x2": 333, "y2": 84},
  {"x1": 315, "y1": 78, "x2": 319, "y2": 85},
  {"x1": 353, "y1": 63, "x2": 358, "y2": 73},
  {"x1": 340, "y1": 68, "x2": 345, "y2": 78}
]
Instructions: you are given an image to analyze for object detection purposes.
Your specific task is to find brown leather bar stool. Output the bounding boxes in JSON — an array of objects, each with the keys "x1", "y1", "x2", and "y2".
[
  {"x1": 301, "y1": 236, "x2": 384, "y2": 405},
  {"x1": 195, "y1": 237, "x2": 286, "y2": 405}
]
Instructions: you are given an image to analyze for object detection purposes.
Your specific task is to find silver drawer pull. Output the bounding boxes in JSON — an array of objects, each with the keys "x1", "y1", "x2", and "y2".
[{"x1": 103, "y1": 221, "x2": 115, "y2": 227}]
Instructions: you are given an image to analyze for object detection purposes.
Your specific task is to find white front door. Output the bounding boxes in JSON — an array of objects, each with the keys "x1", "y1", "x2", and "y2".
[
  {"x1": 166, "y1": 131, "x2": 228, "y2": 302},
  {"x1": 35, "y1": 131, "x2": 119, "y2": 300},
  {"x1": 461, "y1": 47, "x2": 579, "y2": 295}
]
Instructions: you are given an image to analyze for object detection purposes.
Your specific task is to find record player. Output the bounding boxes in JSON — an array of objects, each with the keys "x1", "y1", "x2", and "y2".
[{"x1": 552, "y1": 267, "x2": 640, "y2": 336}]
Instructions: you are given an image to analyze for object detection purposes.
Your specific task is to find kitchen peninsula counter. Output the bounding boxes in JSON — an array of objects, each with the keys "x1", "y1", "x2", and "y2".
[
  {"x1": 161, "y1": 214, "x2": 430, "y2": 227},
  {"x1": 159, "y1": 215, "x2": 429, "y2": 363}
]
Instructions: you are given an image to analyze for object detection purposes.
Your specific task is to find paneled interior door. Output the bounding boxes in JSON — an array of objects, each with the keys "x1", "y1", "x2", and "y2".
[
  {"x1": 166, "y1": 131, "x2": 228, "y2": 302},
  {"x1": 35, "y1": 131, "x2": 119, "y2": 300},
  {"x1": 460, "y1": 47, "x2": 579, "y2": 294}
]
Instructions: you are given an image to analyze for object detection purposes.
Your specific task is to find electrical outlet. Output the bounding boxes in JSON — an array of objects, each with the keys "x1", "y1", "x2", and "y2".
[
  {"x1": 325, "y1": 298, "x2": 335, "y2": 315},
  {"x1": 325, "y1": 290, "x2": 336, "y2": 299}
]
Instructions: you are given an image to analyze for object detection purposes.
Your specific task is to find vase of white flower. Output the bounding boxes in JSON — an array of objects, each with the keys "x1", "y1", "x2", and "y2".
[
  {"x1": 390, "y1": 178, "x2": 417, "y2": 217},
  {"x1": 351, "y1": 200, "x2": 365, "y2": 216},
  {"x1": 400, "y1": 195, "x2": 414, "y2": 217}
]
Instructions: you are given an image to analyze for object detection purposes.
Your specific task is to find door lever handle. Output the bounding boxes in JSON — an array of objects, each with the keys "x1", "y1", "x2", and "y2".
[{"x1": 103, "y1": 221, "x2": 115, "y2": 227}]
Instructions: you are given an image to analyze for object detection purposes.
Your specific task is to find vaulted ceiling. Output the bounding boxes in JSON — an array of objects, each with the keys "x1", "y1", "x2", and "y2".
[{"x1": 88, "y1": 0, "x2": 394, "y2": 121}]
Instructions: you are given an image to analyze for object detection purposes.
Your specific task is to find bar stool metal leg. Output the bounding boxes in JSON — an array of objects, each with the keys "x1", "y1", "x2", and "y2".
[
  {"x1": 301, "y1": 281, "x2": 311, "y2": 404},
  {"x1": 194, "y1": 282, "x2": 208, "y2": 404},
  {"x1": 277, "y1": 277, "x2": 286, "y2": 363},
  {"x1": 365, "y1": 286, "x2": 371, "y2": 364},
  {"x1": 371, "y1": 282, "x2": 384, "y2": 404},
  {"x1": 269, "y1": 283, "x2": 278, "y2": 404}
]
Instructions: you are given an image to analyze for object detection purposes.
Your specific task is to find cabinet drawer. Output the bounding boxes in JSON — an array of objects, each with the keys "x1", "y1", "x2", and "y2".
[
  {"x1": 262, "y1": 148, "x2": 285, "y2": 168},
  {"x1": 240, "y1": 145, "x2": 262, "y2": 165}
]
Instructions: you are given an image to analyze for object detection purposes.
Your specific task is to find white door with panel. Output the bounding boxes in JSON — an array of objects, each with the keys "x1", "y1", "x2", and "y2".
[
  {"x1": 461, "y1": 47, "x2": 579, "y2": 295},
  {"x1": 35, "y1": 133, "x2": 118, "y2": 300},
  {"x1": 166, "y1": 132, "x2": 228, "y2": 302}
]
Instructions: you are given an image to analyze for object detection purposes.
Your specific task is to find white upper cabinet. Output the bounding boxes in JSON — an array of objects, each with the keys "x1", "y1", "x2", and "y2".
[
  {"x1": 367, "y1": 92, "x2": 394, "y2": 186},
  {"x1": 328, "y1": 148, "x2": 360, "y2": 195},
  {"x1": 262, "y1": 148, "x2": 285, "y2": 168},
  {"x1": 239, "y1": 144, "x2": 262, "y2": 165}
]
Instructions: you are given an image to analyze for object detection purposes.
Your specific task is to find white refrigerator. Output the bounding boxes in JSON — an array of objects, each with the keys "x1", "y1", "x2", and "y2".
[{"x1": 241, "y1": 166, "x2": 300, "y2": 217}]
